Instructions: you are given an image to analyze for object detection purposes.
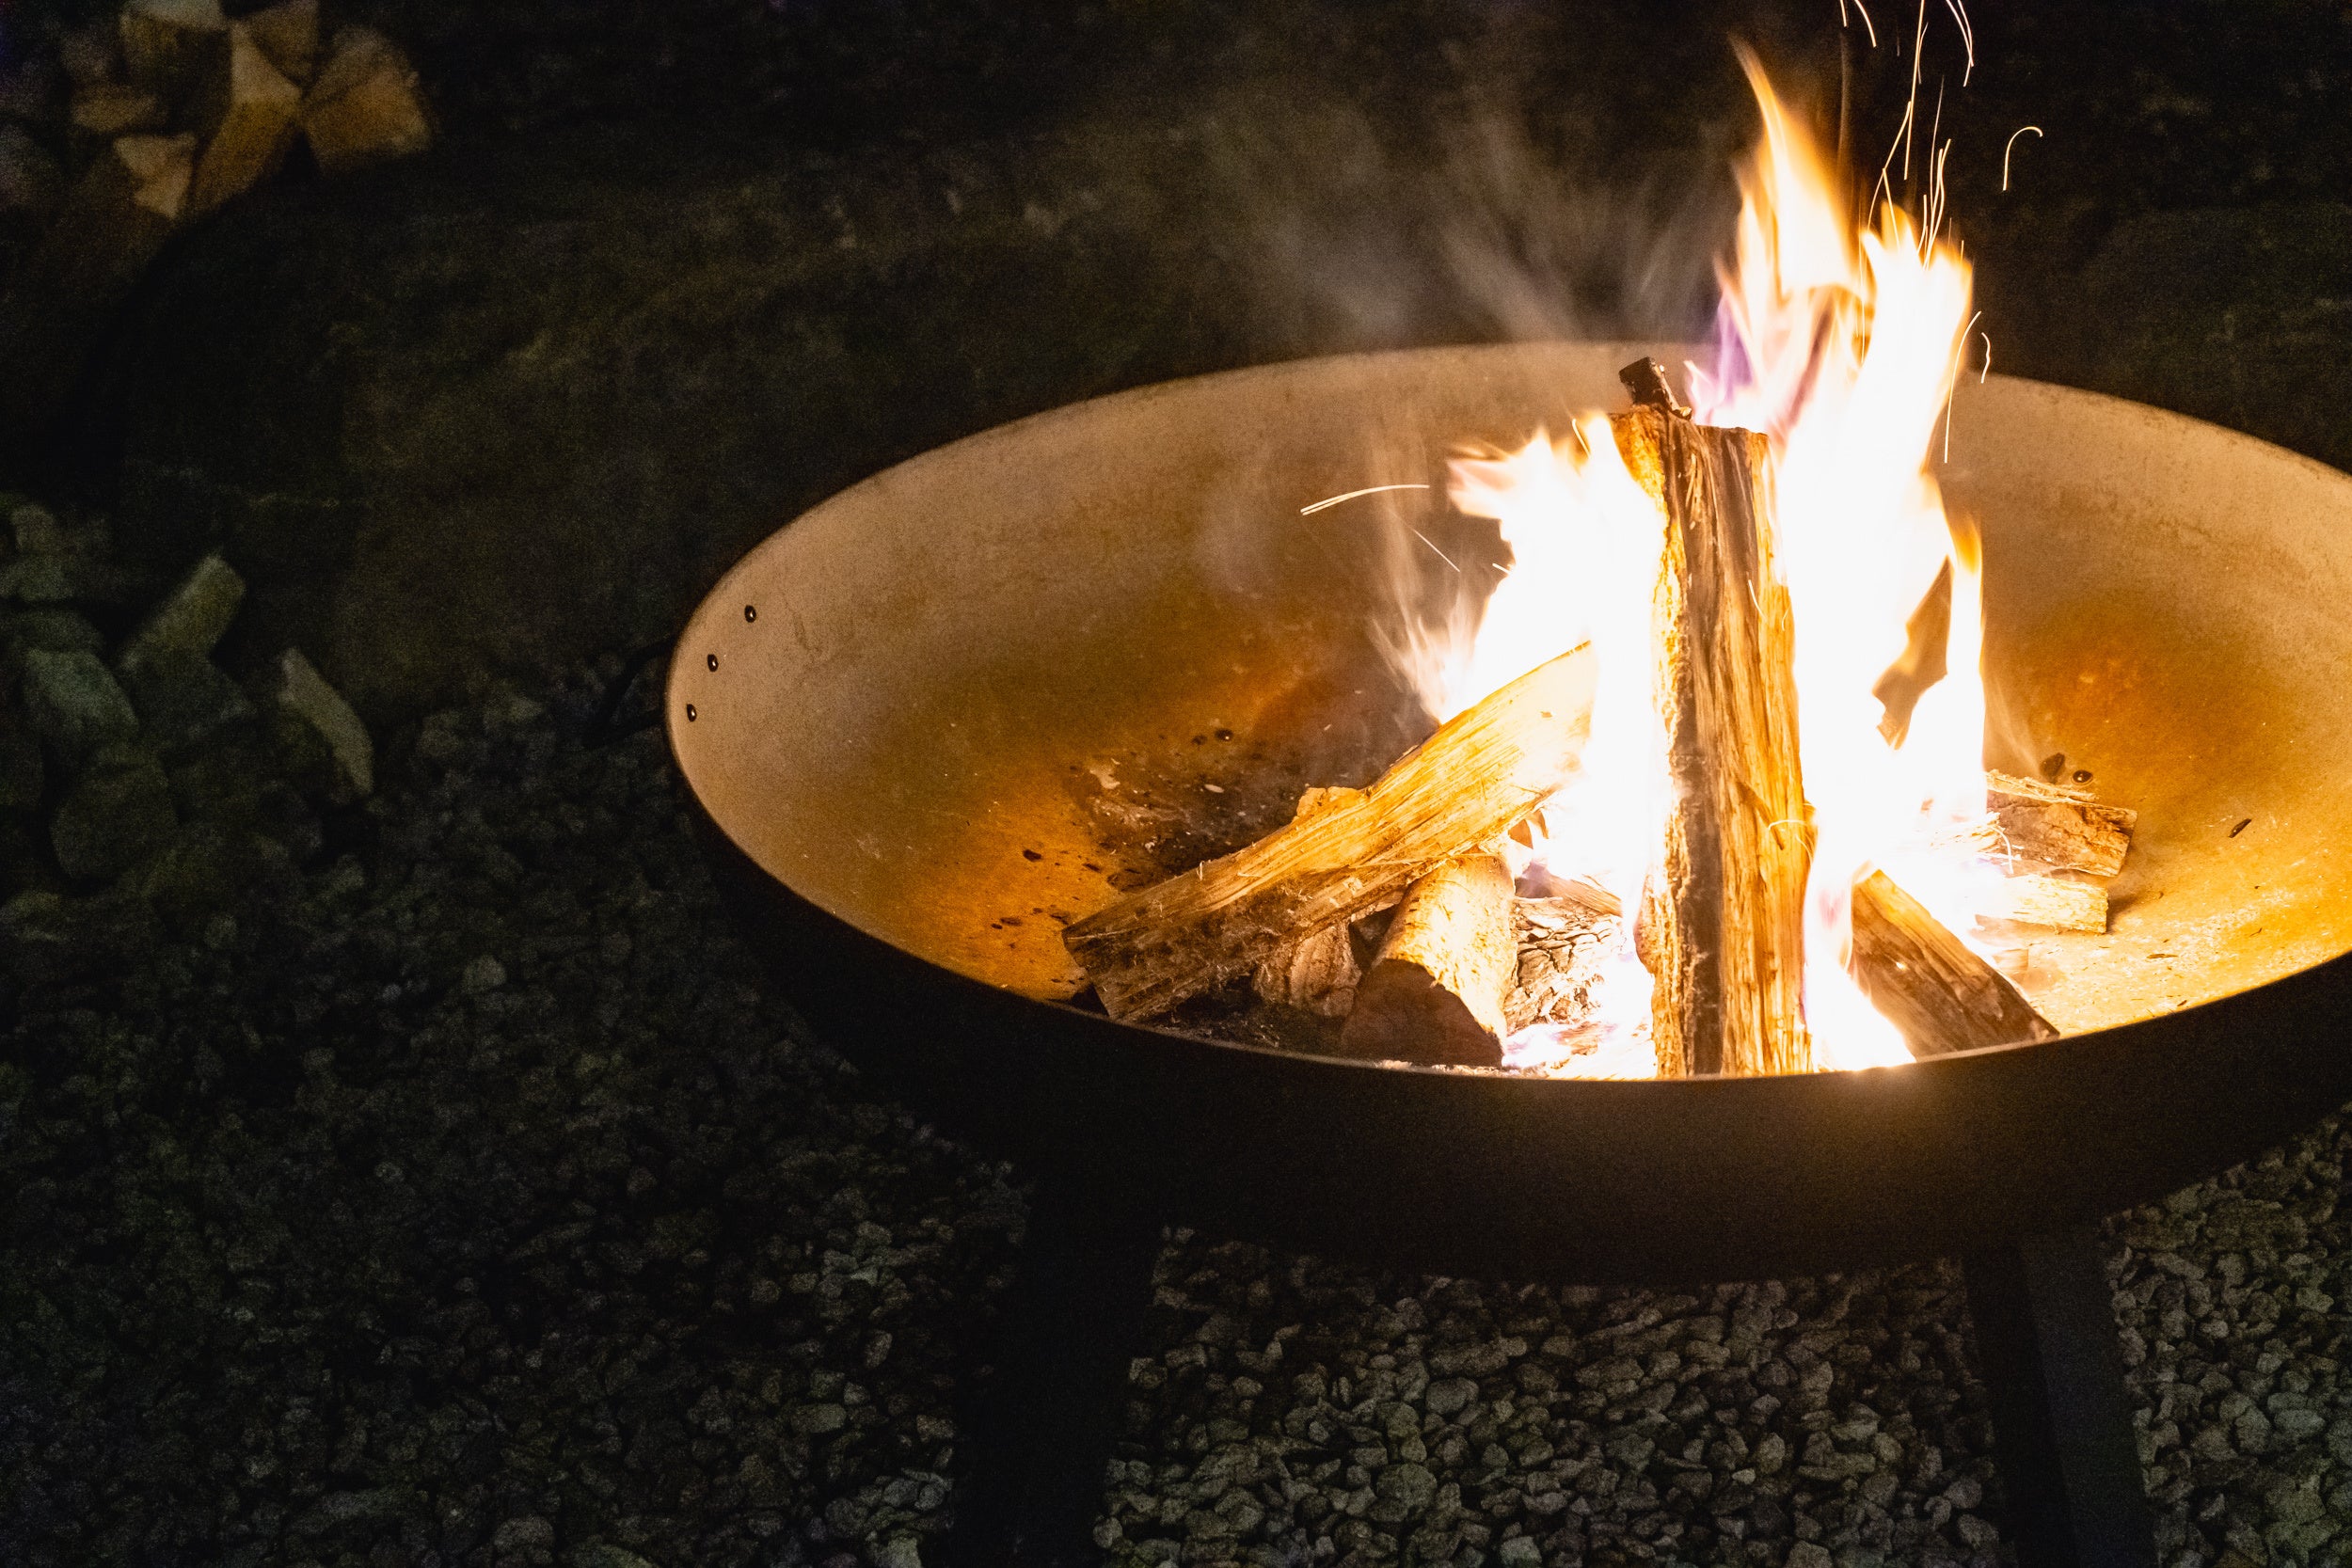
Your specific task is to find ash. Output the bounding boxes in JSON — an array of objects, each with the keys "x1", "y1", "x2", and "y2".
[{"x1": 4, "y1": 668, "x2": 2347, "y2": 1568}]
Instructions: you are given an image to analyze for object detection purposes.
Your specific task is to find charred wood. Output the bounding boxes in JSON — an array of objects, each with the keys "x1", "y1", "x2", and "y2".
[
  {"x1": 1248, "y1": 787, "x2": 1364, "y2": 1017},
  {"x1": 1504, "y1": 880, "x2": 1621, "y2": 1032}
]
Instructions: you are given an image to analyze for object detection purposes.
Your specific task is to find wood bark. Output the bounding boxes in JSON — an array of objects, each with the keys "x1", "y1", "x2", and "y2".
[
  {"x1": 1850, "y1": 869, "x2": 2059, "y2": 1056},
  {"x1": 188, "y1": 22, "x2": 301, "y2": 215},
  {"x1": 301, "y1": 26, "x2": 432, "y2": 176},
  {"x1": 1613, "y1": 405, "x2": 1814, "y2": 1078},
  {"x1": 1985, "y1": 770, "x2": 2137, "y2": 876},
  {"x1": 1338, "y1": 852, "x2": 1517, "y2": 1066},
  {"x1": 1063, "y1": 642, "x2": 1598, "y2": 1022}
]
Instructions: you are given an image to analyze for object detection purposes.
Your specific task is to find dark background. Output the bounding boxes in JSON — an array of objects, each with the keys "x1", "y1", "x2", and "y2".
[
  {"x1": 4, "y1": 4, "x2": 2352, "y2": 1568},
  {"x1": 11, "y1": 0, "x2": 2351, "y2": 724}
]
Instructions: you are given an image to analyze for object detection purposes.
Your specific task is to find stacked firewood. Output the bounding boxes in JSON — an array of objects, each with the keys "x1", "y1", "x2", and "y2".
[
  {"x1": 1063, "y1": 364, "x2": 2139, "y2": 1076},
  {"x1": 41, "y1": 0, "x2": 429, "y2": 289}
]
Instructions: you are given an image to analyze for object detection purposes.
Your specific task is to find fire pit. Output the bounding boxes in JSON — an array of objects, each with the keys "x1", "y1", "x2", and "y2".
[{"x1": 673, "y1": 331, "x2": 2352, "y2": 1267}]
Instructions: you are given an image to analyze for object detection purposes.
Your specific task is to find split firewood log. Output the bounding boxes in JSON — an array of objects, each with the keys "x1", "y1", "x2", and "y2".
[
  {"x1": 187, "y1": 23, "x2": 301, "y2": 215},
  {"x1": 1503, "y1": 879, "x2": 1621, "y2": 1031},
  {"x1": 301, "y1": 26, "x2": 431, "y2": 176},
  {"x1": 1976, "y1": 870, "x2": 2107, "y2": 934},
  {"x1": 1063, "y1": 642, "x2": 1599, "y2": 1022},
  {"x1": 1613, "y1": 384, "x2": 1814, "y2": 1078},
  {"x1": 119, "y1": 0, "x2": 230, "y2": 109},
  {"x1": 71, "y1": 83, "x2": 168, "y2": 138},
  {"x1": 33, "y1": 133, "x2": 195, "y2": 299},
  {"x1": 1249, "y1": 786, "x2": 1364, "y2": 1017},
  {"x1": 1850, "y1": 868, "x2": 2059, "y2": 1056},
  {"x1": 1985, "y1": 770, "x2": 2136, "y2": 876},
  {"x1": 1338, "y1": 851, "x2": 1517, "y2": 1067},
  {"x1": 244, "y1": 0, "x2": 322, "y2": 86}
]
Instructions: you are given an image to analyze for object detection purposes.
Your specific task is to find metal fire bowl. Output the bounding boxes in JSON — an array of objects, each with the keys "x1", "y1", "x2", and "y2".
[{"x1": 670, "y1": 341, "x2": 2352, "y2": 1286}]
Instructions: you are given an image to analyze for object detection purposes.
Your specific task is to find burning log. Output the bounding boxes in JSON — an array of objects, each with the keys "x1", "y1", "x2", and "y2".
[
  {"x1": 1850, "y1": 869, "x2": 2059, "y2": 1056},
  {"x1": 1063, "y1": 643, "x2": 1598, "y2": 1022},
  {"x1": 1613, "y1": 384, "x2": 1814, "y2": 1078},
  {"x1": 1338, "y1": 851, "x2": 1516, "y2": 1067},
  {"x1": 1986, "y1": 770, "x2": 2137, "y2": 876}
]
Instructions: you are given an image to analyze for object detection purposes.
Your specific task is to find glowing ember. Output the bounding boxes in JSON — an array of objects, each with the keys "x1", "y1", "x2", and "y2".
[{"x1": 1426, "y1": 57, "x2": 1988, "y2": 1073}]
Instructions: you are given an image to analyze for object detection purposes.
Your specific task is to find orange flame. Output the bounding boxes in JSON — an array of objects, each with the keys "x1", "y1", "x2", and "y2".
[{"x1": 1436, "y1": 57, "x2": 1987, "y2": 1073}]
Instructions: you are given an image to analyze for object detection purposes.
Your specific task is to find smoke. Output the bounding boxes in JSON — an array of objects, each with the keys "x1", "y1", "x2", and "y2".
[
  {"x1": 1135, "y1": 71, "x2": 1750, "y2": 721},
  {"x1": 1183, "y1": 79, "x2": 1742, "y2": 356}
]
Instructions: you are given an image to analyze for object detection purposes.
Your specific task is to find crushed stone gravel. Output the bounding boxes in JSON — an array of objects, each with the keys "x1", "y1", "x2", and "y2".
[{"x1": 3, "y1": 660, "x2": 2348, "y2": 1568}]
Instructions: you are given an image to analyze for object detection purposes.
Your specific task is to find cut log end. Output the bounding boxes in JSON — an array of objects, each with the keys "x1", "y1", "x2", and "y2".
[
  {"x1": 1341, "y1": 959, "x2": 1504, "y2": 1068},
  {"x1": 1251, "y1": 922, "x2": 1359, "y2": 1016},
  {"x1": 1337, "y1": 851, "x2": 1514, "y2": 1067}
]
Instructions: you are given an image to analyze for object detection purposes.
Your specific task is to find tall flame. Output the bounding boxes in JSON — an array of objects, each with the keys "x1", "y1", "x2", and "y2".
[{"x1": 1430, "y1": 57, "x2": 1985, "y2": 1072}]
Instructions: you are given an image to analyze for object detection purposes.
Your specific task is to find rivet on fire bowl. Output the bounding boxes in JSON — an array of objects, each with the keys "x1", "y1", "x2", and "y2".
[
  {"x1": 707, "y1": 654, "x2": 719, "y2": 672},
  {"x1": 744, "y1": 604, "x2": 757, "y2": 623},
  {"x1": 685, "y1": 705, "x2": 697, "y2": 721}
]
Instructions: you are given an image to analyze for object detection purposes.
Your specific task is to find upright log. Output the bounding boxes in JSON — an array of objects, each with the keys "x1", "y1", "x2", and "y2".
[{"x1": 1613, "y1": 395, "x2": 1814, "y2": 1078}]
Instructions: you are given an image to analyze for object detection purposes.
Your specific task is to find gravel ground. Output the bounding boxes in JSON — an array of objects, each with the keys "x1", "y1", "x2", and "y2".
[{"x1": 4, "y1": 662, "x2": 2350, "y2": 1568}]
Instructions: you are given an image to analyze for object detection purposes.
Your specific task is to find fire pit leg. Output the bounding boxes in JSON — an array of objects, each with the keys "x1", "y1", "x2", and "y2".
[
  {"x1": 1962, "y1": 1226, "x2": 2157, "y2": 1568},
  {"x1": 946, "y1": 1172, "x2": 1164, "y2": 1568}
]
